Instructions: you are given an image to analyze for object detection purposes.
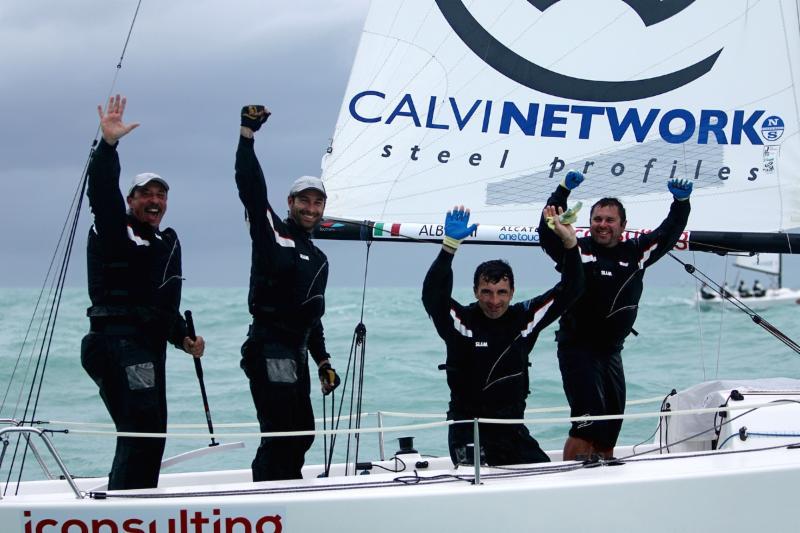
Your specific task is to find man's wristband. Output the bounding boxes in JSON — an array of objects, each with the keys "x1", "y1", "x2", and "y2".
[{"x1": 442, "y1": 235, "x2": 462, "y2": 251}]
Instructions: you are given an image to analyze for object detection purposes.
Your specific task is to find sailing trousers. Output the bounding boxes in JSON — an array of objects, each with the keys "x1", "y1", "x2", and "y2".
[
  {"x1": 448, "y1": 417, "x2": 550, "y2": 466},
  {"x1": 558, "y1": 346, "x2": 626, "y2": 450},
  {"x1": 240, "y1": 327, "x2": 314, "y2": 481},
  {"x1": 81, "y1": 332, "x2": 167, "y2": 490}
]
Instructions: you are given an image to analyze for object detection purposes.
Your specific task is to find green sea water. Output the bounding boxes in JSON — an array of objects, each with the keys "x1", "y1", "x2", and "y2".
[{"x1": 1, "y1": 286, "x2": 798, "y2": 480}]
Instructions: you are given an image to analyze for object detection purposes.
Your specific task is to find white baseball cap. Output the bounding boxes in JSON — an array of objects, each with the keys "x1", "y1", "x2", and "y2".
[
  {"x1": 289, "y1": 175, "x2": 326, "y2": 198},
  {"x1": 128, "y1": 172, "x2": 169, "y2": 196}
]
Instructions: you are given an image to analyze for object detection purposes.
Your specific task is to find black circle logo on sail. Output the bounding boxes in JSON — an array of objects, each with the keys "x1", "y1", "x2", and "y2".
[{"x1": 435, "y1": 0, "x2": 723, "y2": 102}]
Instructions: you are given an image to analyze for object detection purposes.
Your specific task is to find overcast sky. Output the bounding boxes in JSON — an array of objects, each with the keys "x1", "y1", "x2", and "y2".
[{"x1": 1, "y1": 1, "x2": 796, "y2": 291}]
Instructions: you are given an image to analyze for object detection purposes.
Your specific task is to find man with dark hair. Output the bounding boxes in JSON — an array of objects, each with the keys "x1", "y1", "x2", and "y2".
[
  {"x1": 472, "y1": 260, "x2": 514, "y2": 293},
  {"x1": 422, "y1": 205, "x2": 584, "y2": 466},
  {"x1": 539, "y1": 171, "x2": 691, "y2": 461},
  {"x1": 82, "y1": 95, "x2": 205, "y2": 490},
  {"x1": 235, "y1": 105, "x2": 340, "y2": 482}
]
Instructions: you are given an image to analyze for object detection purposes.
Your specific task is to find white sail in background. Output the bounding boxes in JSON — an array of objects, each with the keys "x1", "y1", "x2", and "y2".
[
  {"x1": 735, "y1": 253, "x2": 781, "y2": 276},
  {"x1": 321, "y1": 0, "x2": 800, "y2": 236}
]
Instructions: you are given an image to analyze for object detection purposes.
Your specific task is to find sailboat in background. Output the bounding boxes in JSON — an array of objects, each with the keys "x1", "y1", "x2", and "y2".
[
  {"x1": 3, "y1": 1, "x2": 800, "y2": 531},
  {"x1": 698, "y1": 253, "x2": 800, "y2": 309}
]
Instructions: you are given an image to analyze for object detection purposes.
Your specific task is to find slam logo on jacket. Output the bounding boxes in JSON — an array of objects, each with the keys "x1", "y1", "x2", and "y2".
[{"x1": 435, "y1": 0, "x2": 719, "y2": 102}]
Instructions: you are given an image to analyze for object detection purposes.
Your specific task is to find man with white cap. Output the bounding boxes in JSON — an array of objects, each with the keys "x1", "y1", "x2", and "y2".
[
  {"x1": 235, "y1": 105, "x2": 340, "y2": 481},
  {"x1": 81, "y1": 95, "x2": 205, "y2": 490}
]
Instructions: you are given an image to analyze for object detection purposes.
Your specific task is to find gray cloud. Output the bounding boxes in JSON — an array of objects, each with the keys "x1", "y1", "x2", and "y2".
[
  {"x1": 1, "y1": 1, "x2": 796, "y2": 291},
  {"x1": 0, "y1": 1, "x2": 371, "y2": 287}
]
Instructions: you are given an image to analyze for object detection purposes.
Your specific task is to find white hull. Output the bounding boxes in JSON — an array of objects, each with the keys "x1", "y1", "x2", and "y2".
[
  {"x1": 697, "y1": 287, "x2": 800, "y2": 311},
  {"x1": 3, "y1": 382, "x2": 800, "y2": 533},
  {"x1": 2, "y1": 448, "x2": 799, "y2": 533}
]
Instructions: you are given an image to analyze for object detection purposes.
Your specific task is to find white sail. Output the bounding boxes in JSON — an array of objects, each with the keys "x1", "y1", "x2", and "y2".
[
  {"x1": 734, "y1": 252, "x2": 781, "y2": 276},
  {"x1": 321, "y1": 0, "x2": 800, "y2": 235}
]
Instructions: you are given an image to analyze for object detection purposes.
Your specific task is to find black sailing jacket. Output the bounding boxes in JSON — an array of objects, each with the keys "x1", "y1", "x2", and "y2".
[
  {"x1": 85, "y1": 139, "x2": 187, "y2": 348},
  {"x1": 538, "y1": 185, "x2": 690, "y2": 350},
  {"x1": 235, "y1": 136, "x2": 329, "y2": 363},
  {"x1": 422, "y1": 247, "x2": 584, "y2": 419}
]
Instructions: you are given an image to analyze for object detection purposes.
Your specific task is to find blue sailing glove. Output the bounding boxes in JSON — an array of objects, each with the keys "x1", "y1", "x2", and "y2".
[
  {"x1": 443, "y1": 206, "x2": 478, "y2": 251},
  {"x1": 560, "y1": 170, "x2": 584, "y2": 190},
  {"x1": 668, "y1": 178, "x2": 692, "y2": 201}
]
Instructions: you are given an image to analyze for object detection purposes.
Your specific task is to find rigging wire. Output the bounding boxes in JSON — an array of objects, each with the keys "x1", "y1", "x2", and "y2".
[
  {"x1": 620, "y1": 399, "x2": 800, "y2": 461},
  {"x1": 323, "y1": 241, "x2": 372, "y2": 476},
  {"x1": 0, "y1": 0, "x2": 144, "y2": 496},
  {"x1": 691, "y1": 251, "x2": 707, "y2": 381},
  {"x1": 716, "y1": 255, "x2": 729, "y2": 377},
  {"x1": 668, "y1": 251, "x2": 800, "y2": 356},
  {"x1": 91, "y1": 399, "x2": 800, "y2": 501}
]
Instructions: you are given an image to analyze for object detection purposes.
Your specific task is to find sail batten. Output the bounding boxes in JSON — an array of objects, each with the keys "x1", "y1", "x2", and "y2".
[{"x1": 321, "y1": 0, "x2": 800, "y2": 242}]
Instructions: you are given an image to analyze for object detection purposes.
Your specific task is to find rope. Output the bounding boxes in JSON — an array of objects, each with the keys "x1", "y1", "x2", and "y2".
[
  {"x1": 76, "y1": 398, "x2": 800, "y2": 501},
  {"x1": 668, "y1": 252, "x2": 800, "y2": 356},
  {"x1": 621, "y1": 399, "x2": 800, "y2": 461},
  {"x1": 716, "y1": 255, "x2": 729, "y2": 376},
  {"x1": 92, "y1": 435, "x2": 800, "y2": 501},
  {"x1": 691, "y1": 251, "x2": 707, "y2": 381},
  {"x1": 718, "y1": 430, "x2": 800, "y2": 450},
  {"x1": 1, "y1": 0, "x2": 144, "y2": 497},
  {"x1": 323, "y1": 241, "x2": 372, "y2": 476},
  {"x1": 41, "y1": 393, "x2": 669, "y2": 429},
  {"x1": 43, "y1": 398, "x2": 799, "y2": 440}
]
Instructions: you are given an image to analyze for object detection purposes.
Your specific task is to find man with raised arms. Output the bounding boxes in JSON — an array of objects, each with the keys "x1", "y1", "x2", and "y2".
[
  {"x1": 422, "y1": 206, "x2": 584, "y2": 466},
  {"x1": 82, "y1": 95, "x2": 205, "y2": 490},
  {"x1": 235, "y1": 105, "x2": 340, "y2": 481},
  {"x1": 538, "y1": 171, "x2": 691, "y2": 461}
]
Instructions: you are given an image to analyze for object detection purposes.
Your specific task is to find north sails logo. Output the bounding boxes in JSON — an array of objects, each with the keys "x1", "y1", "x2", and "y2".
[{"x1": 435, "y1": 0, "x2": 722, "y2": 102}]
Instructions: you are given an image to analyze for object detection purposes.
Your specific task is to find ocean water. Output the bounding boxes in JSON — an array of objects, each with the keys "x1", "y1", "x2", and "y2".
[{"x1": 1, "y1": 286, "x2": 798, "y2": 480}]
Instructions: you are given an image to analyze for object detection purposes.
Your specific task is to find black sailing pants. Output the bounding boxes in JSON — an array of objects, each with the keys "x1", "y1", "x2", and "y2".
[
  {"x1": 241, "y1": 326, "x2": 314, "y2": 481},
  {"x1": 81, "y1": 332, "x2": 167, "y2": 490},
  {"x1": 447, "y1": 416, "x2": 550, "y2": 467}
]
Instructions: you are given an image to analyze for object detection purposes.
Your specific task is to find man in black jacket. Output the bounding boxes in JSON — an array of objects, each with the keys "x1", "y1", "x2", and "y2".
[
  {"x1": 422, "y1": 206, "x2": 583, "y2": 466},
  {"x1": 235, "y1": 105, "x2": 339, "y2": 481},
  {"x1": 81, "y1": 95, "x2": 205, "y2": 490},
  {"x1": 538, "y1": 171, "x2": 691, "y2": 461}
]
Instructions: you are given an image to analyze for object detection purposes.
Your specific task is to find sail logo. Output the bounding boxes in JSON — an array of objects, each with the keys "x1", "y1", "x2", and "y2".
[
  {"x1": 498, "y1": 225, "x2": 540, "y2": 243},
  {"x1": 761, "y1": 116, "x2": 784, "y2": 142},
  {"x1": 351, "y1": 90, "x2": 771, "y2": 147},
  {"x1": 435, "y1": 0, "x2": 721, "y2": 102}
]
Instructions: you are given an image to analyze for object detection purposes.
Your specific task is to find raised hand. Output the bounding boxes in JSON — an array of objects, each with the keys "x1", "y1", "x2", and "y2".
[
  {"x1": 546, "y1": 201, "x2": 582, "y2": 230},
  {"x1": 442, "y1": 205, "x2": 478, "y2": 252},
  {"x1": 543, "y1": 205, "x2": 577, "y2": 249},
  {"x1": 561, "y1": 170, "x2": 584, "y2": 190},
  {"x1": 97, "y1": 94, "x2": 139, "y2": 145},
  {"x1": 667, "y1": 178, "x2": 692, "y2": 201},
  {"x1": 241, "y1": 105, "x2": 270, "y2": 132}
]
